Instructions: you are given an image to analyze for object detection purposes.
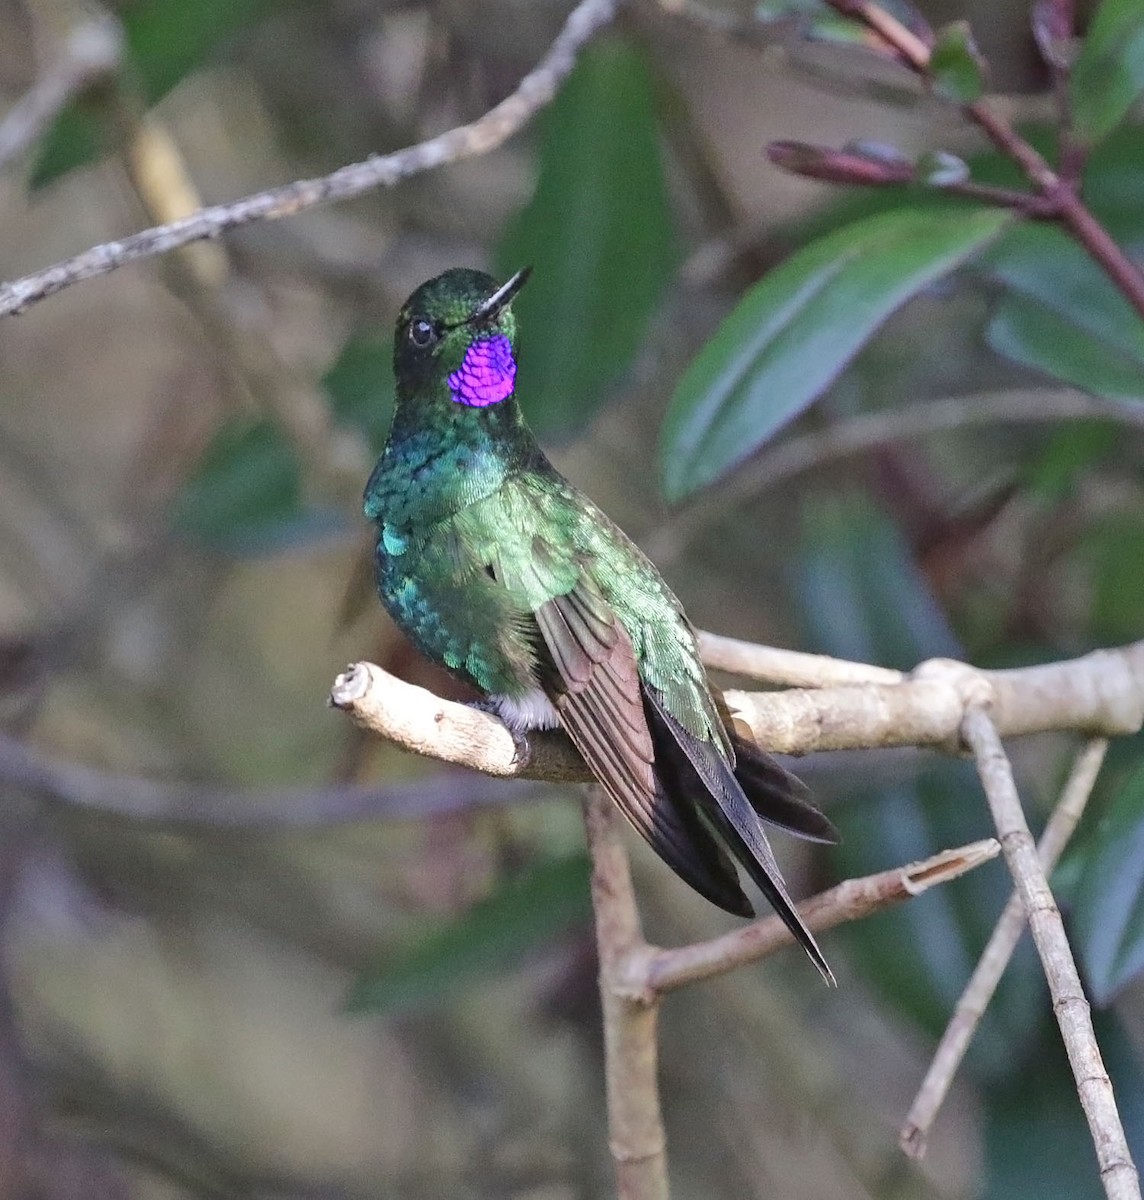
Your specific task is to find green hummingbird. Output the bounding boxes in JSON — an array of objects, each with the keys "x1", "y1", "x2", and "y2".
[{"x1": 364, "y1": 267, "x2": 837, "y2": 983}]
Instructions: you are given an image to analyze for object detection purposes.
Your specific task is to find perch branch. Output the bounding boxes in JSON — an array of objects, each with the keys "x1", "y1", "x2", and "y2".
[
  {"x1": 0, "y1": 0, "x2": 618, "y2": 316},
  {"x1": 332, "y1": 645, "x2": 1144, "y2": 770},
  {"x1": 901, "y1": 737, "x2": 1108, "y2": 1158},
  {"x1": 726, "y1": 648, "x2": 1144, "y2": 753},
  {"x1": 645, "y1": 838, "x2": 999, "y2": 992},
  {"x1": 963, "y1": 708, "x2": 1139, "y2": 1200}
]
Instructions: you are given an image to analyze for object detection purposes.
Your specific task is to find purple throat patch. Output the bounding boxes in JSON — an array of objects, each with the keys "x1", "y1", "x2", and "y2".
[{"x1": 448, "y1": 335, "x2": 516, "y2": 408}]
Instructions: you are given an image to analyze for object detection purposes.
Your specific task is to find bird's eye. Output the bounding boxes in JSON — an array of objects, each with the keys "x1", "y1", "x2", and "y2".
[{"x1": 408, "y1": 317, "x2": 438, "y2": 348}]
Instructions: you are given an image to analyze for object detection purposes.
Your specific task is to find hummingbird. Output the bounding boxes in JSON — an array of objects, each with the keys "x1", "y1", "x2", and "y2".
[{"x1": 364, "y1": 267, "x2": 837, "y2": 983}]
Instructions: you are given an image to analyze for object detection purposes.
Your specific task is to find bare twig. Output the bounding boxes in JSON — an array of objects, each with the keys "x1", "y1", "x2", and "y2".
[
  {"x1": 644, "y1": 388, "x2": 1144, "y2": 565},
  {"x1": 646, "y1": 838, "x2": 999, "y2": 992},
  {"x1": 583, "y1": 789, "x2": 669, "y2": 1200},
  {"x1": 696, "y1": 632, "x2": 904, "y2": 687},
  {"x1": 0, "y1": 16, "x2": 122, "y2": 173},
  {"x1": 962, "y1": 708, "x2": 1139, "y2": 1200},
  {"x1": 0, "y1": 0, "x2": 618, "y2": 317},
  {"x1": 901, "y1": 737, "x2": 1108, "y2": 1158}
]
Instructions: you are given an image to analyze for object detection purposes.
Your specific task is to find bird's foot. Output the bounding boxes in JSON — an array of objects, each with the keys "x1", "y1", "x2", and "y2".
[{"x1": 467, "y1": 698, "x2": 532, "y2": 768}]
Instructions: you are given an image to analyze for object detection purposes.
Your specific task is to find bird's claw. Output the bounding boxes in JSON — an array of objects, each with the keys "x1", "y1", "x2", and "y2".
[{"x1": 467, "y1": 699, "x2": 532, "y2": 768}]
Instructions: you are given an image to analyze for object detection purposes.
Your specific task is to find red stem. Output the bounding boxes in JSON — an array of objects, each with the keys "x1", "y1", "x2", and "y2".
[{"x1": 823, "y1": 0, "x2": 1144, "y2": 324}]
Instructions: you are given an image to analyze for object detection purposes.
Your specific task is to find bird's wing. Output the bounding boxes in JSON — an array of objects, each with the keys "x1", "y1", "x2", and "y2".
[
  {"x1": 530, "y1": 576, "x2": 753, "y2": 916},
  {"x1": 643, "y1": 686, "x2": 834, "y2": 983}
]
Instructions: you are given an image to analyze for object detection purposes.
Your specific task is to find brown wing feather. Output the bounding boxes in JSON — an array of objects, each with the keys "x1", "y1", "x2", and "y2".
[{"x1": 534, "y1": 587, "x2": 752, "y2": 916}]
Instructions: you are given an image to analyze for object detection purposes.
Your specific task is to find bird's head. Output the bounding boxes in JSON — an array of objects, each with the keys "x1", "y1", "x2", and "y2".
[{"x1": 393, "y1": 267, "x2": 531, "y2": 410}]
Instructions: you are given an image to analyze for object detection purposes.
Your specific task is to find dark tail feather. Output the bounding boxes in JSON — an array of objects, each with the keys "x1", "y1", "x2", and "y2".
[
  {"x1": 644, "y1": 690, "x2": 835, "y2": 985},
  {"x1": 731, "y1": 732, "x2": 839, "y2": 845}
]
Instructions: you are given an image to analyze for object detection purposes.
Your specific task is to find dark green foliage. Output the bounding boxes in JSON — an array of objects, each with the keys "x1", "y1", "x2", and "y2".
[
  {"x1": 31, "y1": 0, "x2": 271, "y2": 186},
  {"x1": 982, "y1": 225, "x2": 1144, "y2": 400},
  {"x1": 930, "y1": 21, "x2": 988, "y2": 105},
  {"x1": 794, "y1": 498, "x2": 1045, "y2": 1061},
  {"x1": 170, "y1": 418, "x2": 339, "y2": 555},
  {"x1": 496, "y1": 37, "x2": 676, "y2": 436},
  {"x1": 659, "y1": 206, "x2": 1008, "y2": 499},
  {"x1": 1074, "y1": 760, "x2": 1144, "y2": 1003},
  {"x1": 1071, "y1": 0, "x2": 1144, "y2": 146},
  {"x1": 323, "y1": 334, "x2": 395, "y2": 454}
]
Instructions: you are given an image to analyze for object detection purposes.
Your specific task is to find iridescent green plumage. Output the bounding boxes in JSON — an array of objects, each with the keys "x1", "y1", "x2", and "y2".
[{"x1": 365, "y1": 268, "x2": 837, "y2": 982}]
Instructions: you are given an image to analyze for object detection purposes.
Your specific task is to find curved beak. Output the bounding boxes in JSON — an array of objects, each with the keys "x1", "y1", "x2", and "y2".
[{"x1": 468, "y1": 266, "x2": 532, "y2": 325}]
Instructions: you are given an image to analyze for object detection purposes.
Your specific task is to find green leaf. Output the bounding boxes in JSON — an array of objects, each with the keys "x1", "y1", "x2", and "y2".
[
  {"x1": 981, "y1": 224, "x2": 1144, "y2": 400},
  {"x1": 1071, "y1": 0, "x2": 1144, "y2": 145},
  {"x1": 1073, "y1": 759, "x2": 1144, "y2": 1003},
  {"x1": 1079, "y1": 514, "x2": 1144, "y2": 642},
  {"x1": 171, "y1": 417, "x2": 340, "y2": 555},
  {"x1": 496, "y1": 37, "x2": 676, "y2": 436},
  {"x1": 930, "y1": 21, "x2": 988, "y2": 104},
  {"x1": 347, "y1": 854, "x2": 591, "y2": 1014},
  {"x1": 981, "y1": 1014, "x2": 1144, "y2": 1198},
  {"x1": 988, "y1": 298, "x2": 1144, "y2": 399},
  {"x1": 27, "y1": 105, "x2": 104, "y2": 190},
  {"x1": 323, "y1": 334, "x2": 394, "y2": 455},
  {"x1": 660, "y1": 206, "x2": 1008, "y2": 500},
  {"x1": 31, "y1": 0, "x2": 269, "y2": 187},
  {"x1": 1022, "y1": 420, "x2": 1120, "y2": 502},
  {"x1": 127, "y1": 0, "x2": 269, "y2": 101}
]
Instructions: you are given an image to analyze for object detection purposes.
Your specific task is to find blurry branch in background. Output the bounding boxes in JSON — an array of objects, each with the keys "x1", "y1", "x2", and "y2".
[
  {"x1": 0, "y1": 15, "x2": 121, "y2": 173},
  {"x1": 0, "y1": 0, "x2": 620, "y2": 317},
  {"x1": 332, "y1": 635, "x2": 1144, "y2": 1200},
  {"x1": 902, "y1": 737, "x2": 1108, "y2": 1156},
  {"x1": 645, "y1": 389, "x2": 1144, "y2": 565},
  {"x1": 117, "y1": 97, "x2": 369, "y2": 501},
  {"x1": 0, "y1": 728, "x2": 544, "y2": 826}
]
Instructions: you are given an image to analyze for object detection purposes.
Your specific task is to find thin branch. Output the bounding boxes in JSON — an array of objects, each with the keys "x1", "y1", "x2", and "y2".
[
  {"x1": 333, "y1": 644, "x2": 1144, "y2": 770},
  {"x1": 901, "y1": 737, "x2": 1108, "y2": 1158},
  {"x1": 0, "y1": 727, "x2": 542, "y2": 826},
  {"x1": 646, "y1": 838, "x2": 999, "y2": 992},
  {"x1": 0, "y1": 16, "x2": 122, "y2": 173},
  {"x1": 962, "y1": 708, "x2": 1139, "y2": 1200},
  {"x1": 696, "y1": 632, "x2": 904, "y2": 687},
  {"x1": 643, "y1": 388, "x2": 1144, "y2": 565},
  {"x1": 583, "y1": 788, "x2": 669, "y2": 1200},
  {"x1": 727, "y1": 648, "x2": 1144, "y2": 753},
  {"x1": 0, "y1": 0, "x2": 618, "y2": 317}
]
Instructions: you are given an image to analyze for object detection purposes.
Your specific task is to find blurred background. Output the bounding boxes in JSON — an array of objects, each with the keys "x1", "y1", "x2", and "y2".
[{"x1": 1, "y1": 0, "x2": 1143, "y2": 1196}]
